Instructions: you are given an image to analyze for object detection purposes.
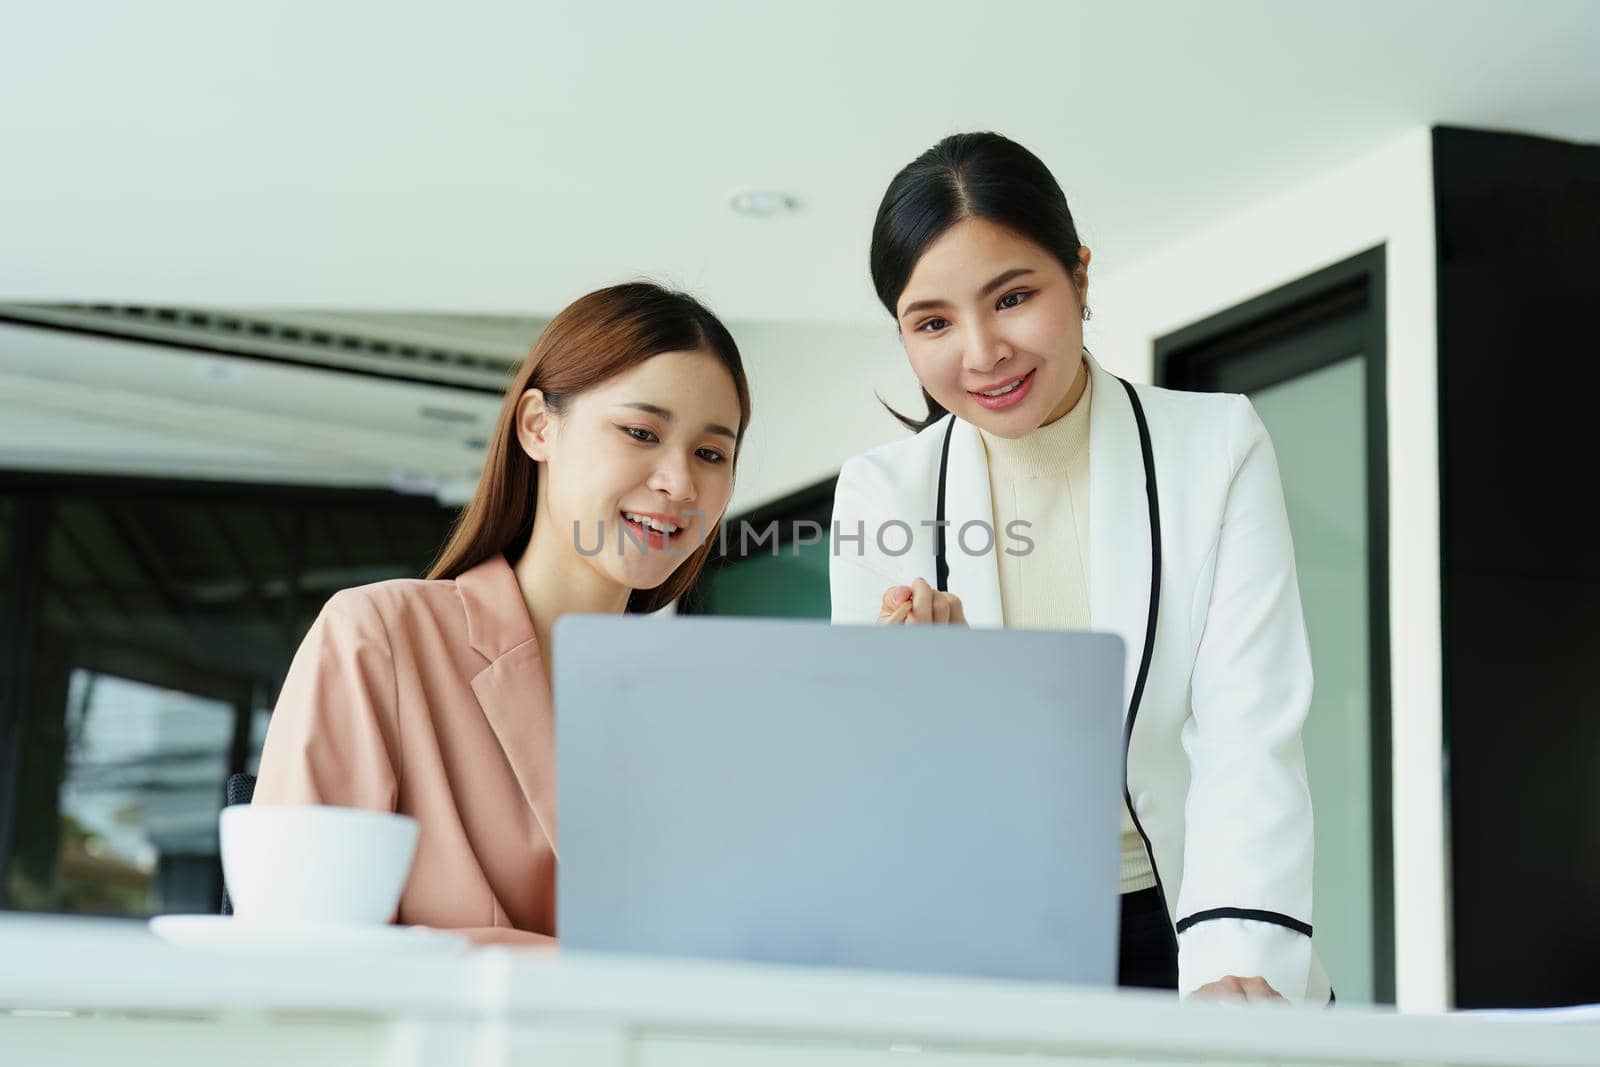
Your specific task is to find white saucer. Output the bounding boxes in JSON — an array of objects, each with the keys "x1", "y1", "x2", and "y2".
[{"x1": 149, "y1": 915, "x2": 471, "y2": 956}]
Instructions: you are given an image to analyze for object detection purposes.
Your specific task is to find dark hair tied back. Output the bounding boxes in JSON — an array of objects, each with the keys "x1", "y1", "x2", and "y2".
[{"x1": 870, "y1": 132, "x2": 1086, "y2": 432}]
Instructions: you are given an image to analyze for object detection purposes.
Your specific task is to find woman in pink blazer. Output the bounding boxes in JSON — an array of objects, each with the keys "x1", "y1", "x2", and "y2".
[{"x1": 253, "y1": 283, "x2": 752, "y2": 946}]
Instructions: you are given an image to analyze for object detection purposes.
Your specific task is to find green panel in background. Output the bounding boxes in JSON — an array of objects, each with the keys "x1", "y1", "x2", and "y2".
[{"x1": 701, "y1": 535, "x2": 831, "y2": 619}]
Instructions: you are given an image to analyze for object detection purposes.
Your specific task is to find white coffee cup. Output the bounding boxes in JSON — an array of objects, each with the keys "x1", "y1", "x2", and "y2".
[{"x1": 219, "y1": 804, "x2": 419, "y2": 925}]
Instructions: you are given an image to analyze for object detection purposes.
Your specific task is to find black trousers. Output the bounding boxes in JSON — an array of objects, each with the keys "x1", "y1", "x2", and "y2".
[{"x1": 1117, "y1": 886, "x2": 1179, "y2": 991}]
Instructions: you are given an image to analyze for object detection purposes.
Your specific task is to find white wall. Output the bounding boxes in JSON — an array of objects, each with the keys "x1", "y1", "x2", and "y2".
[
  {"x1": 725, "y1": 319, "x2": 918, "y2": 514},
  {"x1": 1086, "y1": 129, "x2": 1447, "y2": 1011}
]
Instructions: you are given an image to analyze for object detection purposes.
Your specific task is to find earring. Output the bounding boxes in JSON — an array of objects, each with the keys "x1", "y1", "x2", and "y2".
[{"x1": 1082, "y1": 306, "x2": 1092, "y2": 322}]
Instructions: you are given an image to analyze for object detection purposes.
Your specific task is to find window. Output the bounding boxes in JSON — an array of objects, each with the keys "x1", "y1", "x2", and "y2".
[{"x1": 0, "y1": 476, "x2": 455, "y2": 917}]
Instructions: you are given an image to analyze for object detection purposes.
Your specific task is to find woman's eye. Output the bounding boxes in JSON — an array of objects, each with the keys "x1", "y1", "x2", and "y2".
[
  {"x1": 916, "y1": 317, "x2": 950, "y2": 334},
  {"x1": 997, "y1": 290, "x2": 1032, "y2": 310},
  {"x1": 623, "y1": 425, "x2": 725, "y2": 463}
]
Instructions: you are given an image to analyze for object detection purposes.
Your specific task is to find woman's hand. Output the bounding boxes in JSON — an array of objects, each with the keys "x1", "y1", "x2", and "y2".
[
  {"x1": 1189, "y1": 975, "x2": 1287, "y2": 1004},
  {"x1": 878, "y1": 577, "x2": 965, "y2": 626}
]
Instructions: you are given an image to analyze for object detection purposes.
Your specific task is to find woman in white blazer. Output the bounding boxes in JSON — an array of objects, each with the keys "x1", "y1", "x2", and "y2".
[{"x1": 830, "y1": 132, "x2": 1331, "y2": 1004}]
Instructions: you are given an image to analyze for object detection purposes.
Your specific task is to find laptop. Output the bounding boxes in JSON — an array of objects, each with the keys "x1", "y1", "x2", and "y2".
[{"x1": 553, "y1": 615, "x2": 1125, "y2": 985}]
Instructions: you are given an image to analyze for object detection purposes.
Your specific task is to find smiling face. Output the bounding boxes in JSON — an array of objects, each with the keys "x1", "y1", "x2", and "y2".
[
  {"x1": 520, "y1": 348, "x2": 742, "y2": 594},
  {"x1": 895, "y1": 216, "x2": 1091, "y2": 438}
]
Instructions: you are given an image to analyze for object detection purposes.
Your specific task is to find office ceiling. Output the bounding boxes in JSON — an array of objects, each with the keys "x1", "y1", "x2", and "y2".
[{"x1": 3, "y1": 1, "x2": 1597, "y2": 324}]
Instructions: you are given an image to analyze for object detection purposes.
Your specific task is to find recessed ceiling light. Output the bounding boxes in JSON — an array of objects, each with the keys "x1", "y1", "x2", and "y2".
[{"x1": 730, "y1": 190, "x2": 802, "y2": 218}]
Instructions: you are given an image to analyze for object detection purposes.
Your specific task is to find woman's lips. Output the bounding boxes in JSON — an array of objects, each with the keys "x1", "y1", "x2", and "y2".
[
  {"x1": 970, "y1": 369, "x2": 1036, "y2": 411},
  {"x1": 621, "y1": 512, "x2": 686, "y2": 552}
]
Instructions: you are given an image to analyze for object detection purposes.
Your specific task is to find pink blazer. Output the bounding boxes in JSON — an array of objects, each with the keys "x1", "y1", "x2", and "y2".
[{"x1": 253, "y1": 553, "x2": 557, "y2": 947}]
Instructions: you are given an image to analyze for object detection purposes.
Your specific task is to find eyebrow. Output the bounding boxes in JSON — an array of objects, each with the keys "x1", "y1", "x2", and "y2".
[
  {"x1": 898, "y1": 267, "x2": 1037, "y2": 319},
  {"x1": 617, "y1": 402, "x2": 738, "y2": 441}
]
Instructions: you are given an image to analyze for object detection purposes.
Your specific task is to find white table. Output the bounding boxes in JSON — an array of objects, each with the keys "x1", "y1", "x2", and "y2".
[{"x1": 0, "y1": 914, "x2": 1592, "y2": 1067}]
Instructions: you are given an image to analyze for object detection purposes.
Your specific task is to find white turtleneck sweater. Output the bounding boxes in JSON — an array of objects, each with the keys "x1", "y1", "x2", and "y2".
[{"x1": 978, "y1": 370, "x2": 1157, "y2": 894}]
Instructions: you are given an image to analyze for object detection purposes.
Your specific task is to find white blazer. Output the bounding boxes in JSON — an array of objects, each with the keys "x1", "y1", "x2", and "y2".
[{"x1": 829, "y1": 352, "x2": 1331, "y2": 1003}]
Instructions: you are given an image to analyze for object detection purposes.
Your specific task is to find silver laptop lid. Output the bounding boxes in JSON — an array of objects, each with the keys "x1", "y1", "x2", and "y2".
[{"x1": 555, "y1": 616, "x2": 1125, "y2": 985}]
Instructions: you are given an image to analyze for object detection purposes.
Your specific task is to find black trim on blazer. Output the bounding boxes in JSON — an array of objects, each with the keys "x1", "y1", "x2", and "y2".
[
  {"x1": 934, "y1": 417, "x2": 956, "y2": 593},
  {"x1": 1176, "y1": 908, "x2": 1314, "y2": 939},
  {"x1": 1112, "y1": 378, "x2": 1179, "y2": 960}
]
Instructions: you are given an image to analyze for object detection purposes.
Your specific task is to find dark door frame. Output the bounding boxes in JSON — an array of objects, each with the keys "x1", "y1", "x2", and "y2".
[
  {"x1": 1154, "y1": 245, "x2": 1393, "y2": 1004},
  {"x1": 0, "y1": 494, "x2": 51, "y2": 897}
]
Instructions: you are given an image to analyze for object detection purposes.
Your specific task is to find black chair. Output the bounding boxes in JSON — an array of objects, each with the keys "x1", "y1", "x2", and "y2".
[{"x1": 219, "y1": 771, "x2": 256, "y2": 916}]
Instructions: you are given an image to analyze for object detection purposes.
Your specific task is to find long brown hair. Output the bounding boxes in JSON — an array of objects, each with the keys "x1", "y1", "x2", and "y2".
[{"x1": 427, "y1": 282, "x2": 752, "y2": 613}]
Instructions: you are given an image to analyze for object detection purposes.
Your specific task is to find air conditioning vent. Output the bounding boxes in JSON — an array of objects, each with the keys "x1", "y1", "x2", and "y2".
[{"x1": 0, "y1": 303, "x2": 542, "y2": 393}]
